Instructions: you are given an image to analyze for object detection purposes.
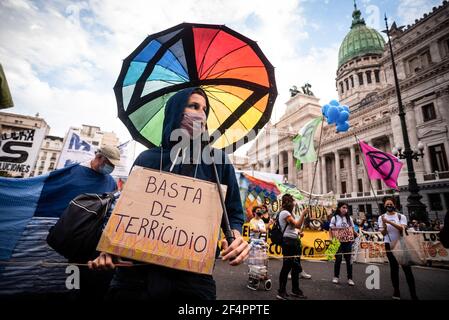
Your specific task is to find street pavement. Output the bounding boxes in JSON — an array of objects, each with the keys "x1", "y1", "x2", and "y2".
[{"x1": 214, "y1": 258, "x2": 449, "y2": 300}]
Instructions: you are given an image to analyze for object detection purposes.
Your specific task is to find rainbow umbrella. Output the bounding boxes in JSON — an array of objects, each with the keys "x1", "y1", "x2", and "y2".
[{"x1": 114, "y1": 23, "x2": 277, "y2": 150}]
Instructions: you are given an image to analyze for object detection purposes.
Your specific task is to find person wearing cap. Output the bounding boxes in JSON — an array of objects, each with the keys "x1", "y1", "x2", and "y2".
[{"x1": 86, "y1": 145, "x2": 121, "y2": 175}]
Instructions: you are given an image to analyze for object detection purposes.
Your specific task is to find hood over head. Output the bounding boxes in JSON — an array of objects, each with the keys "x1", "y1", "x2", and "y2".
[{"x1": 161, "y1": 87, "x2": 210, "y2": 149}]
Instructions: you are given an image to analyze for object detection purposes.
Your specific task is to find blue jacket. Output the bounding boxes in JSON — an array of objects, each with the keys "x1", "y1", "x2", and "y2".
[{"x1": 132, "y1": 87, "x2": 244, "y2": 233}]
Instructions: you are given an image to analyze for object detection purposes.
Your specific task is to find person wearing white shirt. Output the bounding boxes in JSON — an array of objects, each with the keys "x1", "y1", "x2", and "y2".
[
  {"x1": 378, "y1": 197, "x2": 418, "y2": 300},
  {"x1": 276, "y1": 194, "x2": 308, "y2": 300},
  {"x1": 330, "y1": 202, "x2": 357, "y2": 286}
]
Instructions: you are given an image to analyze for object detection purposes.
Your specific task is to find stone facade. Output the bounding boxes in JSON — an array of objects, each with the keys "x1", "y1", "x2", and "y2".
[
  {"x1": 247, "y1": 1, "x2": 449, "y2": 220},
  {"x1": 30, "y1": 135, "x2": 64, "y2": 177}
]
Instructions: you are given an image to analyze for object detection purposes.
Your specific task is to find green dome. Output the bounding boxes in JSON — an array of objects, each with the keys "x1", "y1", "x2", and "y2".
[{"x1": 338, "y1": 5, "x2": 386, "y2": 68}]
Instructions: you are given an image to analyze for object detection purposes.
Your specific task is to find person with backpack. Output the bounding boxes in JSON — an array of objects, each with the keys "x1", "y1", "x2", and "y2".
[
  {"x1": 330, "y1": 202, "x2": 357, "y2": 286},
  {"x1": 276, "y1": 194, "x2": 308, "y2": 300},
  {"x1": 378, "y1": 197, "x2": 418, "y2": 300}
]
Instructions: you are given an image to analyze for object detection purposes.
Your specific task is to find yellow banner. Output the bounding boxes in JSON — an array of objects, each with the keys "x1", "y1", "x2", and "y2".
[{"x1": 242, "y1": 223, "x2": 331, "y2": 260}]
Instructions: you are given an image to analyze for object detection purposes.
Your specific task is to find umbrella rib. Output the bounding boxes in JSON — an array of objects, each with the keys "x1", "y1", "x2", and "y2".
[
  {"x1": 202, "y1": 85, "x2": 249, "y2": 103},
  {"x1": 206, "y1": 90, "x2": 235, "y2": 120},
  {"x1": 206, "y1": 65, "x2": 266, "y2": 79},
  {"x1": 166, "y1": 46, "x2": 189, "y2": 80},
  {"x1": 207, "y1": 103, "x2": 224, "y2": 134},
  {"x1": 201, "y1": 44, "x2": 250, "y2": 79},
  {"x1": 198, "y1": 29, "x2": 221, "y2": 78},
  {"x1": 211, "y1": 90, "x2": 264, "y2": 136},
  {"x1": 129, "y1": 32, "x2": 184, "y2": 110},
  {"x1": 206, "y1": 89, "x2": 250, "y2": 132},
  {"x1": 126, "y1": 78, "x2": 268, "y2": 115}
]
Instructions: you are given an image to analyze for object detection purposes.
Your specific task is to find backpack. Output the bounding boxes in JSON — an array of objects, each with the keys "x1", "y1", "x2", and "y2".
[
  {"x1": 269, "y1": 212, "x2": 289, "y2": 245},
  {"x1": 46, "y1": 192, "x2": 116, "y2": 262}
]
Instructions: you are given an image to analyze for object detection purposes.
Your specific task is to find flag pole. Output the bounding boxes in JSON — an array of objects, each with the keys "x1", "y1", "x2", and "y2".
[
  {"x1": 307, "y1": 117, "x2": 324, "y2": 207},
  {"x1": 353, "y1": 134, "x2": 384, "y2": 219}
]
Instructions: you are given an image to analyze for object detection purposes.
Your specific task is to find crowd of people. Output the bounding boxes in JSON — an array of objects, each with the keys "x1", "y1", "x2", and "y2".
[
  {"x1": 6, "y1": 86, "x2": 446, "y2": 301},
  {"x1": 246, "y1": 196, "x2": 448, "y2": 301}
]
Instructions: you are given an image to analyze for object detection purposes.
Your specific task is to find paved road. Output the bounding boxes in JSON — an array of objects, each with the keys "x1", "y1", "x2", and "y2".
[{"x1": 214, "y1": 258, "x2": 449, "y2": 300}]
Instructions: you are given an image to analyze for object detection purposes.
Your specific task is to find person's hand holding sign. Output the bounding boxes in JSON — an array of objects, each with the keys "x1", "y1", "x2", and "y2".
[
  {"x1": 88, "y1": 252, "x2": 133, "y2": 270},
  {"x1": 220, "y1": 230, "x2": 250, "y2": 266}
]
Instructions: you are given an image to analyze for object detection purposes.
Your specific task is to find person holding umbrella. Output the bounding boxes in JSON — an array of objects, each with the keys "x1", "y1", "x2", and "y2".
[
  {"x1": 89, "y1": 87, "x2": 248, "y2": 300},
  {"x1": 89, "y1": 23, "x2": 277, "y2": 300}
]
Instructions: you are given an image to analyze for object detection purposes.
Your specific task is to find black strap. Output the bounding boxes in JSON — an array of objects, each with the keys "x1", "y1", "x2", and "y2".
[{"x1": 277, "y1": 212, "x2": 290, "y2": 236}]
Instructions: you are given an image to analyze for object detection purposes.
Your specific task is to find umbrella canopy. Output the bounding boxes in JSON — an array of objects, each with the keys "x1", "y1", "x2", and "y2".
[{"x1": 114, "y1": 23, "x2": 277, "y2": 150}]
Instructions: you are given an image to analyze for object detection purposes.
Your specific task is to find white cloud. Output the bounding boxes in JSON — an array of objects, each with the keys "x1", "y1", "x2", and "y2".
[
  {"x1": 0, "y1": 0, "x2": 340, "y2": 157},
  {"x1": 396, "y1": 0, "x2": 440, "y2": 26}
]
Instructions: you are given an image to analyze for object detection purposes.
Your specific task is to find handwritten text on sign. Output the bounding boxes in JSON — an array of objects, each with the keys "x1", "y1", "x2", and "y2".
[
  {"x1": 331, "y1": 227, "x2": 354, "y2": 243},
  {"x1": 97, "y1": 166, "x2": 225, "y2": 275}
]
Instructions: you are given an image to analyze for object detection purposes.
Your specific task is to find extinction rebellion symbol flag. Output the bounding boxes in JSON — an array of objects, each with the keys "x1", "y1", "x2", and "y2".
[{"x1": 359, "y1": 140, "x2": 403, "y2": 190}]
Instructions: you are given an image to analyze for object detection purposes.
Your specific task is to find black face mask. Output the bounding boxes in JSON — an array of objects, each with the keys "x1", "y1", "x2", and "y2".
[
  {"x1": 262, "y1": 217, "x2": 270, "y2": 224},
  {"x1": 386, "y1": 205, "x2": 395, "y2": 212}
]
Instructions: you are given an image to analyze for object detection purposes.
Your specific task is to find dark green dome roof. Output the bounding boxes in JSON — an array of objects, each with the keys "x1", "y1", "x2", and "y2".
[{"x1": 338, "y1": 4, "x2": 386, "y2": 68}]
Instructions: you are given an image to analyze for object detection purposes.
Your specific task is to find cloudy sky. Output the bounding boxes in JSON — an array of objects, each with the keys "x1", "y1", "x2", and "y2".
[{"x1": 0, "y1": 0, "x2": 442, "y2": 156}]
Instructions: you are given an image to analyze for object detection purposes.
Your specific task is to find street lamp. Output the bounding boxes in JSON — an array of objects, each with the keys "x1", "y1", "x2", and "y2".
[
  {"x1": 392, "y1": 141, "x2": 425, "y2": 161},
  {"x1": 384, "y1": 15, "x2": 428, "y2": 222}
]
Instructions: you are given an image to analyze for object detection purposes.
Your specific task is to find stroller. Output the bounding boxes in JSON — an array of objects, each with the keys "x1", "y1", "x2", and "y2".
[{"x1": 247, "y1": 235, "x2": 272, "y2": 291}]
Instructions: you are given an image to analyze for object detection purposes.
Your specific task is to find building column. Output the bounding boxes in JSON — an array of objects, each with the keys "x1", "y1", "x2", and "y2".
[
  {"x1": 279, "y1": 151, "x2": 285, "y2": 177},
  {"x1": 334, "y1": 151, "x2": 341, "y2": 195},
  {"x1": 321, "y1": 156, "x2": 327, "y2": 194},
  {"x1": 270, "y1": 155, "x2": 276, "y2": 174},
  {"x1": 365, "y1": 139, "x2": 378, "y2": 192},
  {"x1": 388, "y1": 135, "x2": 395, "y2": 152},
  {"x1": 288, "y1": 150, "x2": 294, "y2": 184},
  {"x1": 350, "y1": 145, "x2": 357, "y2": 194},
  {"x1": 316, "y1": 157, "x2": 322, "y2": 194},
  {"x1": 407, "y1": 103, "x2": 425, "y2": 181}
]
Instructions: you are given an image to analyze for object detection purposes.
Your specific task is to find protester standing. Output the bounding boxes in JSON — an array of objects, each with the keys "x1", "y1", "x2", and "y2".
[
  {"x1": 276, "y1": 194, "x2": 308, "y2": 300},
  {"x1": 378, "y1": 197, "x2": 418, "y2": 300},
  {"x1": 330, "y1": 202, "x2": 357, "y2": 286}
]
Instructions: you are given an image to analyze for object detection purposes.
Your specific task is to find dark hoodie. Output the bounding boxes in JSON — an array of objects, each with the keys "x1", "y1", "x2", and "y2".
[{"x1": 132, "y1": 87, "x2": 244, "y2": 233}]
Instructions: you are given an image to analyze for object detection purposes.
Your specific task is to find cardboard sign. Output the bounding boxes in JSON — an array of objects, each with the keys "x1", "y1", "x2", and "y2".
[
  {"x1": 331, "y1": 227, "x2": 354, "y2": 243},
  {"x1": 97, "y1": 166, "x2": 226, "y2": 275}
]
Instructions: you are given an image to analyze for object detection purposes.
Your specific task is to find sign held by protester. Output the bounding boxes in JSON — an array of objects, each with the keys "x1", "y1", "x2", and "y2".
[
  {"x1": 331, "y1": 227, "x2": 354, "y2": 242},
  {"x1": 0, "y1": 128, "x2": 46, "y2": 177},
  {"x1": 97, "y1": 166, "x2": 225, "y2": 275},
  {"x1": 56, "y1": 129, "x2": 95, "y2": 169}
]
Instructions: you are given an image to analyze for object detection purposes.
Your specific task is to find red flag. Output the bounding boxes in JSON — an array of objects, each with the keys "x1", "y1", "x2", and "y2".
[{"x1": 359, "y1": 140, "x2": 403, "y2": 190}]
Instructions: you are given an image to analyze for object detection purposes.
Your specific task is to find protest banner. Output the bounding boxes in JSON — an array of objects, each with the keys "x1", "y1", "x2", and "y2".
[
  {"x1": 354, "y1": 231, "x2": 387, "y2": 264},
  {"x1": 97, "y1": 166, "x2": 226, "y2": 275},
  {"x1": 331, "y1": 227, "x2": 354, "y2": 242},
  {"x1": 413, "y1": 231, "x2": 449, "y2": 262},
  {"x1": 56, "y1": 129, "x2": 95, "y2": 169},
  {"x1": 301, "y1": 230, "x2": 331, "y2": 260},
  {"x1": 0, "y1": 127, "x2": 46, "y2": 177},
  {"x1": 242, "y1": 223, "x2": 331, "y2": 260}
]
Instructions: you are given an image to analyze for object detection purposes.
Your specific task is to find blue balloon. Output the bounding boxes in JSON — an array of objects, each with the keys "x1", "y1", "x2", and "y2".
[
  {"x1": 338, "y1": 111, "x2": 349, "y2": 122},
  {"x1": 322, "y1": 104, "x2": 330, "y2": 116},
  {"x1": 336, "y1": 121, "x2": 350, "y2": 132},
  {"x1": 329, "y1": 100, "x2": 339, "y2": 107},
  {"x1": 327, "y1": 106, "x2": 339, "y2": 123},
  {"x1": 342, "y1": 105, "x2": 350, "y2": 113}
]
